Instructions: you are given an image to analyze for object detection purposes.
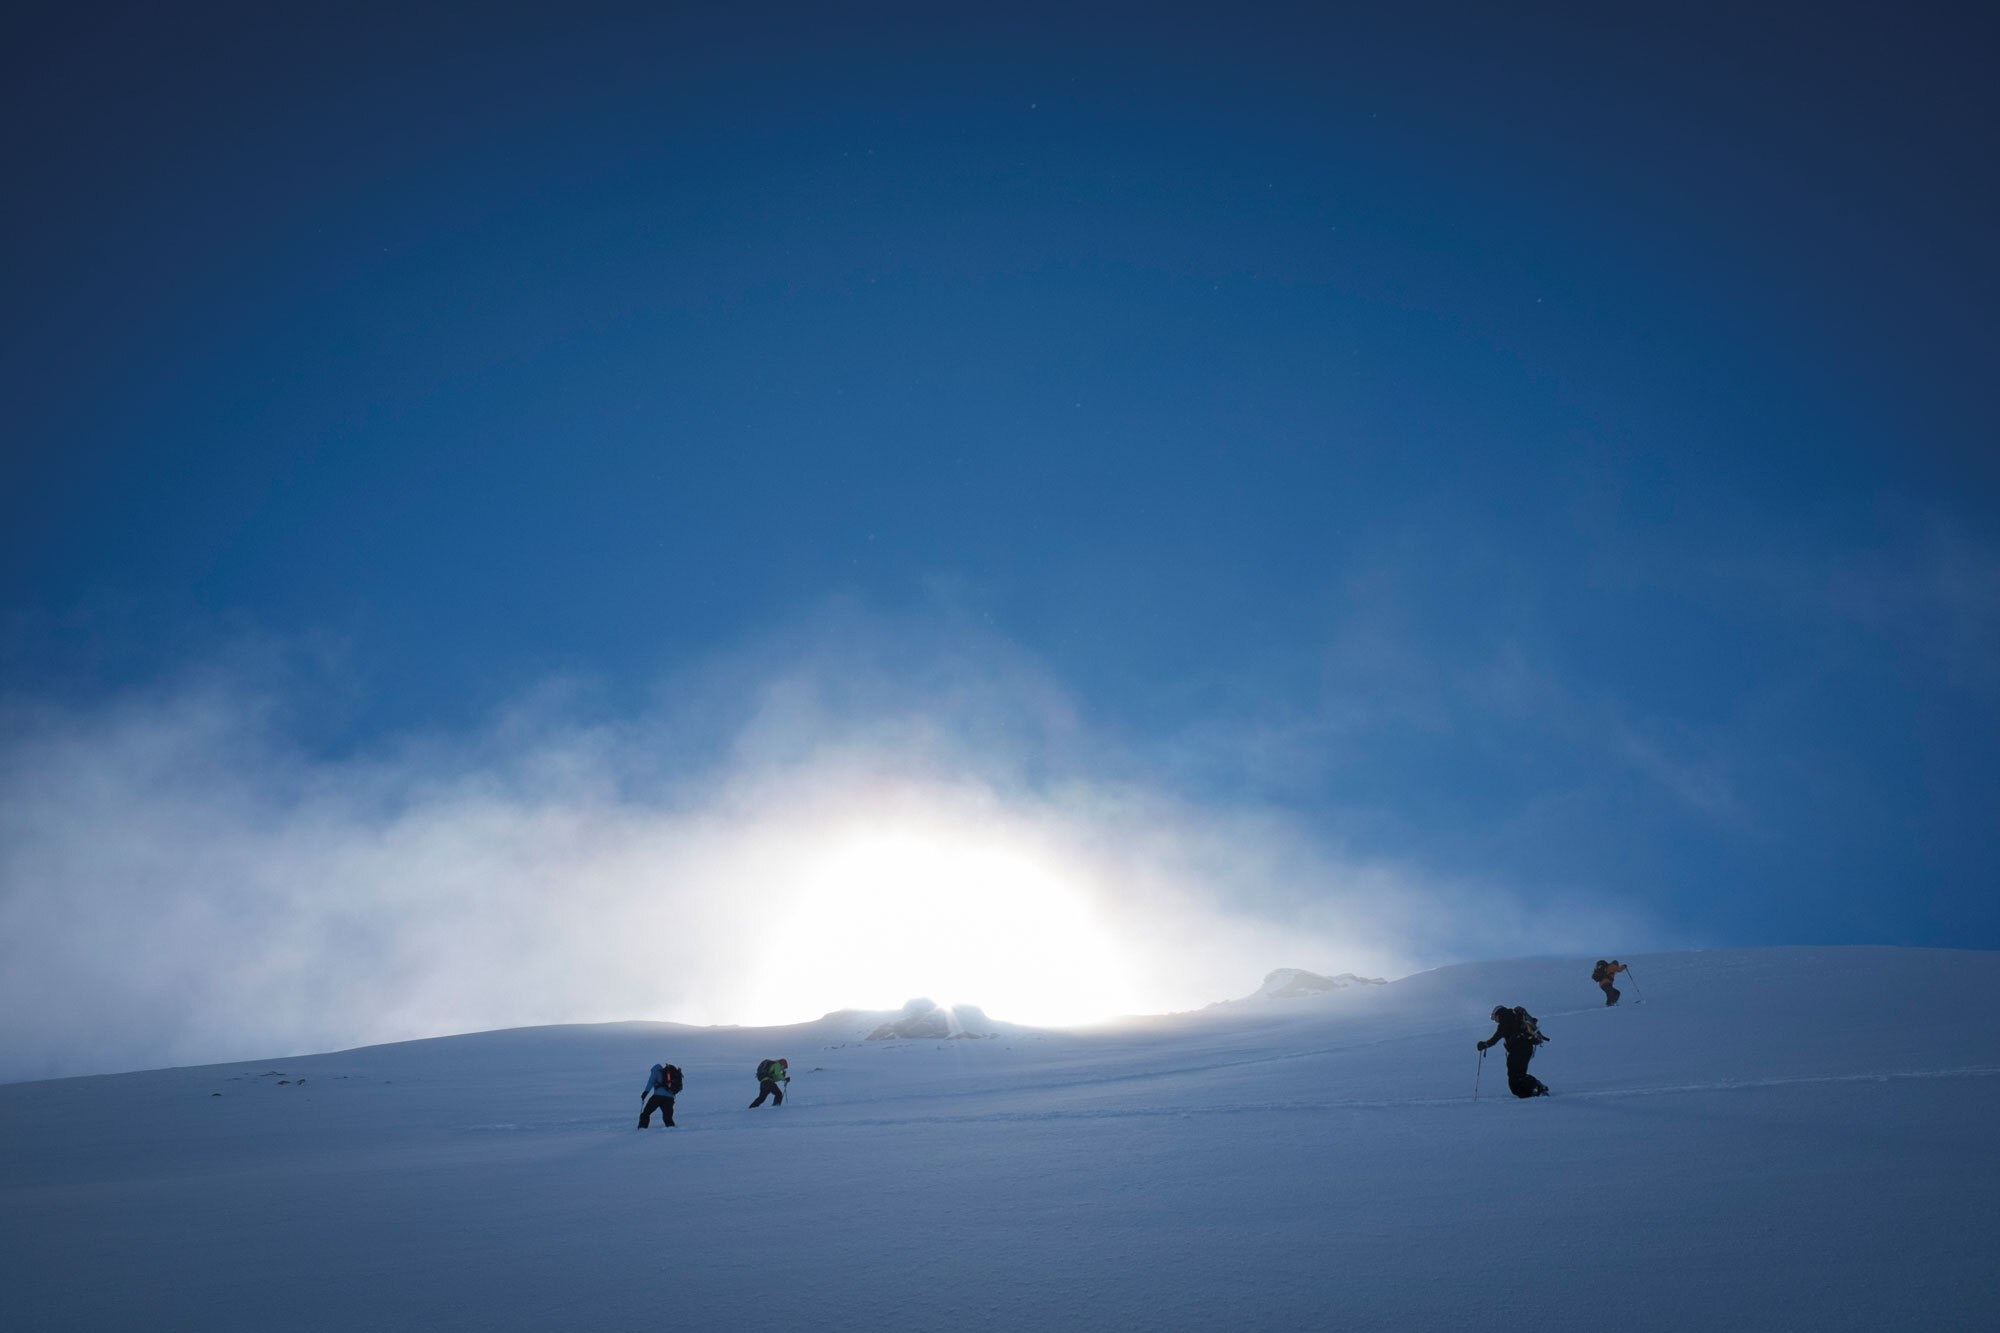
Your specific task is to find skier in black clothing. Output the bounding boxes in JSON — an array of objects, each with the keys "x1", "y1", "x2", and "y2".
[
  {"x1": 748, "y1": 1057, "x2": 788, "y2": 1107},
  {"x1": 1477, "y1": 1005, "x2": 1551, "y2": 1098}
]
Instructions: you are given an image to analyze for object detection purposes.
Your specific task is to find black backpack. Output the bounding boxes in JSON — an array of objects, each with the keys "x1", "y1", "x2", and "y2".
[
  {"x1": 664, "y1": 1064, "x2": 684, "y2": 1095},
  {"x1": 756, "y1": 1059, "x2": 775, "y2": 1082},
  {"x1": 1515, "y1": 1007, "x2": 1547, "y2": 1044},
  {"x1": 1591, "y1": 961, "x2": 1608, "y2": 983}
]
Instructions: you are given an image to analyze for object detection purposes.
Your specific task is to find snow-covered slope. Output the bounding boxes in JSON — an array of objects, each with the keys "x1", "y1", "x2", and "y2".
[{"x1": 2, "y1": 947, "x2": 1995, "y2": 1331}]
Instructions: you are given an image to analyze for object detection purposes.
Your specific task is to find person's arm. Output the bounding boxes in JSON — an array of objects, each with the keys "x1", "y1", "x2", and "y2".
[{"x1": 1477, "y1": 1024, "x2": 1502, "y2": 1050}]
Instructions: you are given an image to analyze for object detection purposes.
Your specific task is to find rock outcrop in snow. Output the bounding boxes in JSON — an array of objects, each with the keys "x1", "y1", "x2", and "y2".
[
  {"x1": 865, "y1": 998, "x2": 994, "y2": 1040},
  {"x1": 1253, "y1": 968, "x2": 1386, "y2": 999}
]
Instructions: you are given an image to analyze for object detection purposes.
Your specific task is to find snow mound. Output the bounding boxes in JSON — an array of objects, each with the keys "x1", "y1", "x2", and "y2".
[
  {"x1": 1253, "y1": 967, "x2": 1387, "y2": 999},
  {"x1": 865, "y1": 998, "x2": 995, "y2": 1040}
]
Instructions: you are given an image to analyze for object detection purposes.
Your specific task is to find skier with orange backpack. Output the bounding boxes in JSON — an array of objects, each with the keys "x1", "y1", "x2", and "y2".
[{"x1": 638, "y1": 1061, "x2": 683, "y2": 1128}]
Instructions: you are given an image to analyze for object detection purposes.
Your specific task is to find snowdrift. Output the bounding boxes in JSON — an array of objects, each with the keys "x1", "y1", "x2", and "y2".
[{"x1": 2, "y1": 947, "x2": 1995, "y2": 1331}]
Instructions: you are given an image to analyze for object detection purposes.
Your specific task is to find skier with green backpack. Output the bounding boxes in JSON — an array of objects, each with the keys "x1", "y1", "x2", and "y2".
[{"x1": 749, "y1": 1057, "x2": 789, "y2": 1108}]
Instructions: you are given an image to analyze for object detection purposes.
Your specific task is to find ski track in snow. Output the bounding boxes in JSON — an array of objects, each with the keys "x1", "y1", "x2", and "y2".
[{"x1": 451, "y1": 1064, "x2": 2000, "y2": 1135}]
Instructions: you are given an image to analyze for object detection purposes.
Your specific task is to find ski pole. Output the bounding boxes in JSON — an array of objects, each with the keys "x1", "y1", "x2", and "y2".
[
  {"x1": 1474, "y1": 1047, "x2": 1485, "y2": 1102},
  {"x1": 1625, "y1": 965, "x2": 1645, "y2": 1004}
]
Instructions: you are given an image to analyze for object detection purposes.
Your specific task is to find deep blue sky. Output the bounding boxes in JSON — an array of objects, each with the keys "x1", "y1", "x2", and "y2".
[{"x1": 4, "y1": 2, "x2": 1996, "y2": 949}]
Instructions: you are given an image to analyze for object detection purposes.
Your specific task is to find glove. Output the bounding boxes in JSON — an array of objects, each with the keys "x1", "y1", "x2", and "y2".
[{"x1": 1476, "y1": 1040, "x2": 1488, "y2": 1051}]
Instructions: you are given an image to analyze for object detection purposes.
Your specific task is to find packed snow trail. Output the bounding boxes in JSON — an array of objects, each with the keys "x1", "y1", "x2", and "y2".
[{"x1": 2, "y1": 947, "x2": 1995, "y2": 1331}]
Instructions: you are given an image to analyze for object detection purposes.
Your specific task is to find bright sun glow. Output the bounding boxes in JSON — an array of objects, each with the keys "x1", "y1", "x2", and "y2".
[{"x1": 748, "y1": 822, "x2": 1139, "y2": 1028}]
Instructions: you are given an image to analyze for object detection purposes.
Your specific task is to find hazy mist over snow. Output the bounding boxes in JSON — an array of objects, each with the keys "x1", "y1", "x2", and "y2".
[
  {"x1": 3, "y1": 1, "x2": 1997, "y2": 1097},
  {"x1": 0, "y1": 613, "x2": 1654, "y2": 1081}
]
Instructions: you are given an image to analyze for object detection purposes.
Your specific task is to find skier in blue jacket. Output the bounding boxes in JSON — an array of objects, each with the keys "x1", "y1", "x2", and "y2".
[{"x1": 638, "y1": 1062, "x2": 682, "y2": 1128}]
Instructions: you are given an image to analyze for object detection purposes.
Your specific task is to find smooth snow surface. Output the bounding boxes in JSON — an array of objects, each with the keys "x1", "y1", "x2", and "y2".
[{"x1": 3, "y1": 947, "x2": 1996, "y2": 1330}]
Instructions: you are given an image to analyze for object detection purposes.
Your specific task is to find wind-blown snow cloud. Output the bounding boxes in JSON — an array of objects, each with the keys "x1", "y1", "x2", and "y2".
[{"x1": 0, "y1": 615, "x2": 1655, "y2": 1081}]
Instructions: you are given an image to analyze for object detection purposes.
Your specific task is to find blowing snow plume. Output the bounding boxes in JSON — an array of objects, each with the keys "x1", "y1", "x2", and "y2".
[{"x1": 0, "y1": 618, "x2": 1653, "y2": 1080}]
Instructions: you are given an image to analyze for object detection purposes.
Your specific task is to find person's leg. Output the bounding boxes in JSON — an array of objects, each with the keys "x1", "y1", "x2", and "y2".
[
  {"x1": 1520, "y1": 1046, "x2": 1549, "y2": 1096},
  {"x1": 750, "y1": 1079, "x2": 775, "y2": 1107},
  {"x1": 662, "y1": 1096, "x2": 675, "y2": 1127},
  {"x1": 1506, "y1": 1045, "x2": 1545, "y2": 1098},
  {"x1": 1603, "y1": 983, "x2": 1620, "y2": 1006},
  {"x1": 772, "y1": 1082, "x2": 784, "y2": 1105},
  {"x1": 639, "y1": 1094, "x2": 664, "y2": 1127}
]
